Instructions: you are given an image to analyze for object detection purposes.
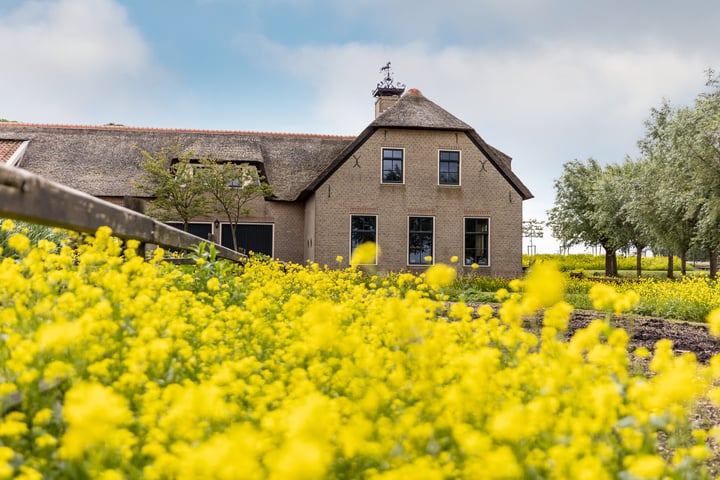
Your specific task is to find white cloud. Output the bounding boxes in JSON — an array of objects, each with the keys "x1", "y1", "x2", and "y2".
[
  {"x1": 243, "y1": 37, "x2": 708, "y2": 139},
  {"x1": 0, "y1": 0, "x2": 170, "y2": 124}
]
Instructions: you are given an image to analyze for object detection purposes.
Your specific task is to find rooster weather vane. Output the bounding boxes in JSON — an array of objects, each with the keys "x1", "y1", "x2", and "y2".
[{"x1": 372, "y1": 62, "x2": 406, "y2": 97}]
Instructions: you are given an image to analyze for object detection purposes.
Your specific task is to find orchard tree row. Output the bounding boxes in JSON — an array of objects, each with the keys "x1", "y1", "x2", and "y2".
[{"x1": 549, "y1": 70, "x2": 720, "y2": 278}]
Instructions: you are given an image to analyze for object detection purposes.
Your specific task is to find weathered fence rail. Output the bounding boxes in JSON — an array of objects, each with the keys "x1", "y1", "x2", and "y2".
[{"x1": 0, "y1": 164, "x2": 245, "y2": 262}]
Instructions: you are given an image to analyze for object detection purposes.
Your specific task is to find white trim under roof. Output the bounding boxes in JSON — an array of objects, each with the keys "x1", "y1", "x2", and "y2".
[{"x1": 5, "y1": 140, "x2": 29, "y2": 167}]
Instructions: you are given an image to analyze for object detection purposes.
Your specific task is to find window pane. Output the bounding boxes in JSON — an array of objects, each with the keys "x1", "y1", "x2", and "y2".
[
  {"x1": 409, "y1": 216, "x2": 433, "y2": 265},
  {"x1": 464, "y1": 218, "x2": 489, "y2": 265},
  {"x1": 439, "y1": 150, "x2": 460, "y2": 185},
  {"x1": 382, "y1": 149, "x2": 403, "y2": 183},
  {"x1": 351, "y1": 215, "x2": 377, "y2": 252}
]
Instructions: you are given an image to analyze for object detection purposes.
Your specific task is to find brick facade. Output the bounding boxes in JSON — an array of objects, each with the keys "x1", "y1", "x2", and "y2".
[{"x1": 308, "y1": 129, "x2": 524, "y2": 276}]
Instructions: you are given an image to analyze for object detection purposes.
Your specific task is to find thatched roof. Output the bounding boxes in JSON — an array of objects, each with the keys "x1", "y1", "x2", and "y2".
[
  {"x1": 0, "y1": 124, "x2": 352, "y2": 201},
  {"x1": 0, "y1": 89, "x2": 531, "y2": 202},
  {"x1": 370, "y1": 88, "x2": 472, "y2": 130},
  {"x1": 301, "y1": 89, "x2": 533, "y2": 200}
]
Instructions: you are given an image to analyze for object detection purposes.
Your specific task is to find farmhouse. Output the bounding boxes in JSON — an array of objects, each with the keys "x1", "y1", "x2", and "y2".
[{"x1": 0, "y1": 79, "x2": 532, "y2": 276}]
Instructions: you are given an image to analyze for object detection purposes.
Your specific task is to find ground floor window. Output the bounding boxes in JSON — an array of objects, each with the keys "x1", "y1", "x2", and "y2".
[
  {"x1": 220, "y1": 223, "x2": 273, "y2": 256},
  {"x1": 465, "y1": 218, "x2": 489, "y2": 266},
  {"x1": 165, "y1": 222, "x2": 213, "y2": 240},
  {"x1": 350, "y1": 215, "x2": 377, "y2": 263},
  {"x1": 409, "y1": 216, "x2": 434, "y2": 265}
]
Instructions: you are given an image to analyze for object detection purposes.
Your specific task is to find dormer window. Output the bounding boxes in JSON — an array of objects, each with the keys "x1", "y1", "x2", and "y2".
[
  {"x1": 382, "y1": 148, "x2": 404, "y2": 184},
  {"x1": 228, "y1": 166, "x2": 261, "y2": 188},
  {"x1": 171, "y1": 159, "x2": 261, "y2": 188}
]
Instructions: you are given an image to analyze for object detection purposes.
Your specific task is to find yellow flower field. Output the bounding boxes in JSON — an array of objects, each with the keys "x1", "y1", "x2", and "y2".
[{"x1": 2, "y1": 227, "x2": 720, "y2": 478}]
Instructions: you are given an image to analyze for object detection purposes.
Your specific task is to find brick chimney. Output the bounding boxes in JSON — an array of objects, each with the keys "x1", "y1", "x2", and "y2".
[{"x1": 375, "y1": 95, "x2": 401, "y2": 118}]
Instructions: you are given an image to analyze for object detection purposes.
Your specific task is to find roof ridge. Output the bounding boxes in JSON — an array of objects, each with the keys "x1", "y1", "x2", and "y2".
[{"x1": 0, "y1": 122, "x2": 356, "y2": 140}]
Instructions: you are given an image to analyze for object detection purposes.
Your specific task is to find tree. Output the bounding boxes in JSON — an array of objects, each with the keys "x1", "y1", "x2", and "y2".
[
  {"x1": 548, "y1": 159, "x2": 627, "y2": 276},
  {"x1": 673, "y1": 72, "x2": 720, "y2": 278},
  {"x1": 135, "y1": 143, "x2": 212, "y2": 232},
  {"x1": 638, "y1": 100, "x2": 701, "y2": 277},
  {"x1": 522, "y1": 219, "x2": 544, "y2": 256},
  {"x1": 197, "y1": 158, "x2": 273, "y2": 252},
  {"x1": 602, "y1": 160, "x2": 651, "y2": 277}
]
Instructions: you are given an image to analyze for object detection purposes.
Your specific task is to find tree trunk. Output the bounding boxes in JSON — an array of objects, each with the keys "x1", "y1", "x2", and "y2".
[
  {"x1": 604, "y1": 247, "x2": 618, "y2": 277},
  {"x1": 183, "y1": 221, "x2": 189, "y2": 232},
  {"x1": 710, "y1": 247, "x2": 718, "y2": 279},
  {"x1": 230, "y1": 223, "x2": 239, "y2": 252},
  {"x1": 680, "y1": 249, "x2": 687, "y2": 276},
  {"x1": 667, "y1": 251, "x2": 674, "y2": 279},
  {"x1": 635, "y1": 247, "x2": 643, "y2": 278}
]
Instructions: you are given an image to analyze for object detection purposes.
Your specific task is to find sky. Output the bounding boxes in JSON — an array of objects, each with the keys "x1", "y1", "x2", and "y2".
[{"x1": 1, "y1": 0, "x2": 719, "y2": 254}]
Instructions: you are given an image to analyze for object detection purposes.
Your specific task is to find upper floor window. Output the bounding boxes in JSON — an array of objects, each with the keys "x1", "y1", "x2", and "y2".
[
  {"x1": 439, "y1": 150, "x2": 460, "y2": 185},
  {"x1": 172, "y1": 159, "x2": 261, "y2": 189},
  {"x1": 382, "y1": 148, "x2": 404, "y2": 184},
  {"x1": 227, "y1": 166, "x2": 261, "y2": 188}
]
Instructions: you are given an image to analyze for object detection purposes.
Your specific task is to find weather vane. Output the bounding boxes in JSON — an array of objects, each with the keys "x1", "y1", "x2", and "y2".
[{"x1": 372, "y1": 62, "x2": 406, "y2": 97}]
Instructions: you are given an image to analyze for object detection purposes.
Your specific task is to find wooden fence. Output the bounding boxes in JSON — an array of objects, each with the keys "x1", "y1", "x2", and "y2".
[
  {"x1": 1, "y1": 164, "x2": 250, "y2": 413},
  {"x1": 0, "y1": 164, "x2": 245, "y2": 262}
]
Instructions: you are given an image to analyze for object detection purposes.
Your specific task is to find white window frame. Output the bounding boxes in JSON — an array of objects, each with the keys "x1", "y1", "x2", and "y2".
[
  {"x1": 349, "y1": 214, "x2": 378, "y2": 265},
  {"x1": 463, "y1": 217, "x2": 490, "y2": 267},
  {"x1": 407, "y1": 216, "x2": 435, "y2": 266},
  {"x1": 438, "y1": 150, "x2": 461, "y2": 186},
  {"x1": 381, "y1": 147, "x2": 405, "y2": 184}
]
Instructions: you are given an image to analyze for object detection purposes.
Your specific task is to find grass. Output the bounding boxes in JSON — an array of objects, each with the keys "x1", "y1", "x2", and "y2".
[{"x1": 446, "y1": 254, "x2": 719, "y2": 323}]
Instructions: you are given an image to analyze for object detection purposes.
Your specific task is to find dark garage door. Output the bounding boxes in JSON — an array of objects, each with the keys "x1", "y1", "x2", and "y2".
[
  {"x1": 165, "y1": 222, "x2": 213, "y2": 241},
  {"x1": 221, "y1": 224, "x2": 273, "y2": 256}
]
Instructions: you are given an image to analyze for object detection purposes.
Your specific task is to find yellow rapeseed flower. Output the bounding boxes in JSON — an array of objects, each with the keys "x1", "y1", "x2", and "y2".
[
  {"x1": 708, "y1": 308, "x2": 720, "y2": 337},
  {"x1": 350, "y1": 242, "x2": 378, "y2": 267},
  {"x1": 625, "y1": 454, "x2": 665, "y2": 479},
  {"x1": 521, "y1": 260, "x2": 565, "y2": 313},
  {"x1": 60, "y1": 382, "x2": 133, "y2": 460},
  {"x1": 206, "y1": 277, "x2": 221, "y2": 291},
  {"x1": 424, "y1": 263, "x2": 456, "y2": 290},
  {"x1": 7, "y1": 233, "x2": 30, "y2": 253}
]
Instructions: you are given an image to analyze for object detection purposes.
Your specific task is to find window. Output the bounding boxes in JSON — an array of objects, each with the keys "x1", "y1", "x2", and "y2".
[
  {"x1": 350, "y1": 215, "x2": 377, "y2": 263},
  {"x1": 465, "y1": 218, "x2": 489, "y2": 266},
  {"x1": 382, "y1": 148, "x2": 404, "y2": 183},
  {"x1": 408, "y1": 217, "x2": 434, "y2": 265},
  {"x1": 171, "y1": 160, "x2": 260, "y2": 188},
  {"x1": 166, "y1": 222, "x2": 213, "y2": 240},
  {"x1": 165, "y1": 222, "x2": 214, "y2": 254},
  {"x1": 220, "y1": 223, "x2": 273, "y2": 256},
  {"x1": 171, "y1": 161, "x2": 197, "y2": 183},
  {"x1": 227, "y1": 166, "x2": 261, "y2": 188},
  {"x1": 439, "y1": 150, "x2": 460, "y2": 185}
]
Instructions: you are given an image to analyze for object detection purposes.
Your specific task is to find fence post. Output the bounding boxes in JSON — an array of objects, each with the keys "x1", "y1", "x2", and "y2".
[{"x1": 123, "y1": 197, "x2": 147, "y2": 258}]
